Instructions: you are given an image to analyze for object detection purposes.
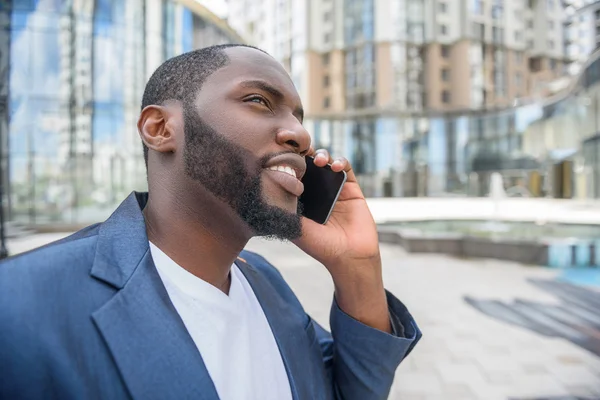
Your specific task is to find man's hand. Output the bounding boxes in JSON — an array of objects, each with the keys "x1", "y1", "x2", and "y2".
[{"x1": 293, "y1": 148, "x2": 391, "y2": 334}]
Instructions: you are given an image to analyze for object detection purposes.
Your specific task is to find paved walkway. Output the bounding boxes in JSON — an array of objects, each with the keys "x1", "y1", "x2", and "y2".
[
  {"x1": 244, "y1": 238, "x2": 600, "y2": 400},
  {"x1": 6, "y1": 234, "x2": 600, "y2": 399}
]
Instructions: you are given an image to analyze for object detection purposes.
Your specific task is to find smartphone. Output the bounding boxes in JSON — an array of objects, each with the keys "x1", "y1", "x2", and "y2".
[{"x1": 299, "y1": 156, "x2": 347, "y2": 224}]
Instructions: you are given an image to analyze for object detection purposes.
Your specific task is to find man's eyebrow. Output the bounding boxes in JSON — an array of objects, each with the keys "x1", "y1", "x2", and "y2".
[
  {"x1": 239, "y1": 80, "x2": 284, "y2": 100},
  {"x1": 239, "y1": 79, "x2": 304, "y2": 122}
]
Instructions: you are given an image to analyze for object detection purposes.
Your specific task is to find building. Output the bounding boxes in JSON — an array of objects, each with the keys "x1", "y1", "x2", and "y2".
[
  {"x1": 3, "y1": 0, "x2": 242, "y2": 226},
  {"x1": 228, "y1": 0, "x2": 569, "y2": 116},
  {"x1": 564, "y1": 0, "x2": 600, "y2": 76},
  {"x1": 523, "y1": 48, "x2": 600, "y2": 199},
  {"x1": 227, "y1": 0, "x2": 572, "y2": 197}
]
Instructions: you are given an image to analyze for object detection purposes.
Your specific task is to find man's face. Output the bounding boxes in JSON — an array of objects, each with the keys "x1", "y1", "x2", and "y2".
[{"x1": 182, "y1": 47, "x2": 311, "y2": 240}]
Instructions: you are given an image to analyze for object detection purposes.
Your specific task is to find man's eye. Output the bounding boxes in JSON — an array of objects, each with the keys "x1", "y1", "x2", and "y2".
[{"x1": 247, "y1": 96, "x2": 269, "y2": 107}]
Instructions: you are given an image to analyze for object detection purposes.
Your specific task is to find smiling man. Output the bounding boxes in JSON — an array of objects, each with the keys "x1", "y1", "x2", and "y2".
[{"x1": 0, "y1": 45, "x2": 420, "y2": 400}]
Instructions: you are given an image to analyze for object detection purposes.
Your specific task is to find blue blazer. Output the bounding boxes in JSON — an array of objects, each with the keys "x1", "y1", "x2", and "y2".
[{"x1": 0, "y1": 192, "x2": 420, "y2": 400}]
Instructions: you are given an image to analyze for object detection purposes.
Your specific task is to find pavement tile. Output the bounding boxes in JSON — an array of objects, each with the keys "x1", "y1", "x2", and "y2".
[
  {"x1": 441, "y1": 383, "x2": 477, "y2": 398},
  {"x1": 393, "y1": 372, "x2": 444, "y2": 395},
  {"x1": 435, "y1": 362, "x2": 488, "y2": 385},
  {"x1": 485, "y1": 371, "x2": 516, "y2": 384},
  {"x1": 507, "y1": 375, "x2": 571, "y2": 398},
  {"x1": 521, "y1": 363, "x2": 549, "y2": 374},
  {"x1": 547, "y1": 365, "x2": 600, "y2": 386},
  {"x1": 565, "y1": 384, "x2": 600, "y2": 397},
  {"x1": 476, "y1": 354, "x2": 523, "y2": 373}
]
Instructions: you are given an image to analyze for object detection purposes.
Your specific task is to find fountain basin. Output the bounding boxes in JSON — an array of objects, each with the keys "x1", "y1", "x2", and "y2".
[{"x1": 378, "y1": 220, "x2": 600, "y2": 268}]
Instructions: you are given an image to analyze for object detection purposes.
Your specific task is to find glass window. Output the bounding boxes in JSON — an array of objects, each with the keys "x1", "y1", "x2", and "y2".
[
  {"x1": 441, "y1": 45, "x2": 450, "y2": 58},
  {"x1": 442, "y1": 90, "x2": 451, "y2": 103},
  {"x1": 440, "y1": 24, "x2": 448, "y2": 35},
  {"x1": 439, "y1": 2, "x2": 447, "y2": 13},
  {"x1": 492, "y1": 27, "x2": 504, "y2": 44},
  {"x1": 442, "y1": 68, "x2": 450, "y2": 81},
  {"x1": 491, "y1": 2, "x2": 503, "y2": 19},
  {"x1": 472, "y1": 22, "x2": 485, "y2": 39},
  {"x1": 516, "y1": 51, "x2": 523, "y2": 63},
  {"x1": 494, "y1": 69, "x2": 505, "y2": 96}
]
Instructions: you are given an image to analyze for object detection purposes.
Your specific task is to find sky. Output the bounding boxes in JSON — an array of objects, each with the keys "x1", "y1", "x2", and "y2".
[{"x1": 195, "y1": 0, "x2": 228, "y2": 18}]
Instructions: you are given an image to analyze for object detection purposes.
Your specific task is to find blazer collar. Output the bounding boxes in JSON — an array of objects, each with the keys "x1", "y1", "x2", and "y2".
[
  {"x1": 90, "y1": 192, "x2": 323, "y2": 399},
  {"x1": 90, "y1": 191, "x2": 151, "y2": 289}
]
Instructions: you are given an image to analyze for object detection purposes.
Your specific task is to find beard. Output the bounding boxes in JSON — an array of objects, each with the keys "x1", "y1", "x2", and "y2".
[{"x1": 182, "y1": 106, "x2": 303, "y2": 240}]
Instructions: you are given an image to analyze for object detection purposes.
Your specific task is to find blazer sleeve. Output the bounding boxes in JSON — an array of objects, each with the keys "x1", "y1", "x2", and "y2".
[
  {"x1": 309, "y1": 291, "x2": 421, "y2": 400},
  {"x1": 239, "y1": 250, "x2": 421, "y2": 400}
]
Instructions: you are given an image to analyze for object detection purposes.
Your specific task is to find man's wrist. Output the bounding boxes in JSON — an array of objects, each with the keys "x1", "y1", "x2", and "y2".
[{"x1": 329, "y1": 260, "x2": 391, "y2": 334}]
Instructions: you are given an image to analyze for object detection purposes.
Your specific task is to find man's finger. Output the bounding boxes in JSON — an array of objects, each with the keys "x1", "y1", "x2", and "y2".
[
  {"x1": 330, "y1": 157, "x2": 349, "y2": 172},
  {"x1": 313, "y1": 148, "x2": 331, "y2": 167}
]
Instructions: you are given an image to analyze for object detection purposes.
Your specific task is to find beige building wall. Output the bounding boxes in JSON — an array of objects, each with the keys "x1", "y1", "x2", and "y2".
[
  {"x1": 305, "y1": 49, "x2": 345, "y2": 117},
  {"x1": 376, "y1": 42, "x2": 393, "y2": 109},
  {"x1": 506, "y1": 50, "x2": 528, "y2": 102},
  {"x1": 305, "y1": 50, "x2": 324, "y2": 116},
  {"x1": 449, "y1": 40, "x2": 471, "y2": 110},
  {"x1": 529, "y1": 57, "x2": 565, "y2": 97},
  {"x1": 330, "y1": 49, "x2": 345, "y2": 112},
  {"x1": 424, "y1": 43, "x2": 442, "y2": 110}
]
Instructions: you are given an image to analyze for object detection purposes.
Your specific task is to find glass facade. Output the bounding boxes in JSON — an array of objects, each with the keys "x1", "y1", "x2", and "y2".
[
  {"x1": 522, "y1": 51, "x2": 600, "y2": 199},
  {"x1": 307, "y1": 49, "x2": 600, "y2": 199},
  {"x1": 343, "y1": 0, "x2": 376, "y2": 110},
  {"x1": 4, "y1": 0, "x2": 240, "y2": 225},
  {"x1": 307, "y1": 104, "x2": 544, "y2": 198}
]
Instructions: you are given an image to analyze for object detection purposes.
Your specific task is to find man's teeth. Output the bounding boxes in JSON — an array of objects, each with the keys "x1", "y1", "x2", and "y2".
[{"x1": 268, "y1": 165, "x2": 296, "y2": 178}]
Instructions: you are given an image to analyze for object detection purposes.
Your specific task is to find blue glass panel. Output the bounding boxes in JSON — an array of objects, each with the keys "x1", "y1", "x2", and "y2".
[{"x1": 181, "y1": 7, "x2": 193, "y2": 53}]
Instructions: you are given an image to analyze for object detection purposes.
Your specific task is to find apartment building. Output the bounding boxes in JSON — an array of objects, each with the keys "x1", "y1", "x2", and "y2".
[
  {"x1": 564, "y1": 0, "x2": 600, "y2": 76},
  {"x1": 227, "y1": 0, "x2": 573, "y2": 197},
  {"x1": 227, "y1": 0, "x2": 569, "y2": 117}
]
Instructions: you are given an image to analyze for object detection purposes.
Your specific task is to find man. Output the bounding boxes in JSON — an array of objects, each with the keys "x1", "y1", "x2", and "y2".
[{"x1": 0, "y1": 44, "x2": 420, "y2": 400}]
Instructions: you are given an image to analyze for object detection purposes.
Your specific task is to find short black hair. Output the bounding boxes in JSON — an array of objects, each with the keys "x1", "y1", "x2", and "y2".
[{"x1": 140, "y1": 43, "x2": 267, "y2": 168}]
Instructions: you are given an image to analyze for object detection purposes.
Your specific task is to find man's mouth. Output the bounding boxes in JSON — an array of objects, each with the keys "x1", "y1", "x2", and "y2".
[
  {"x1": 263, "y1": 164, "x2": 304, "y2": 197},
  {"x1": 266, "y1": 165, "x2": 298, "y2": 179}
]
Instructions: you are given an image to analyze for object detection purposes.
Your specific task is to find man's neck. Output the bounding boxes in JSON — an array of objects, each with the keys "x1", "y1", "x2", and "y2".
[{"x1": 143, "y1": 188, "x2": 251, "y2": 294}]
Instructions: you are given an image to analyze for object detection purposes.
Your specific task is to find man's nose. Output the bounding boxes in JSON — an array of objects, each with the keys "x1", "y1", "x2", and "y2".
[{"x1": 276, "y1": 121, "x2": 311, "y2": 155}]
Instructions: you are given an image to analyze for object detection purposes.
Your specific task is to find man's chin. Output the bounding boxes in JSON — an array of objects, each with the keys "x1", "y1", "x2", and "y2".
[{"x1": 243, "y1": 203, "x2": 303, "y2": 241}]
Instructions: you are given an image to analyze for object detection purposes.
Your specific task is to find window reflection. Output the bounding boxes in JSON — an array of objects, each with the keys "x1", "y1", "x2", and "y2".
[{"x1": 7, "y1": 0, "x2": 240, "y2": 225}]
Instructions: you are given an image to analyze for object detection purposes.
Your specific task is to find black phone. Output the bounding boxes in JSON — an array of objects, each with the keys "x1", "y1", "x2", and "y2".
[{"x1": 299, "y1": 156, "x2": 347, "y2": 224}]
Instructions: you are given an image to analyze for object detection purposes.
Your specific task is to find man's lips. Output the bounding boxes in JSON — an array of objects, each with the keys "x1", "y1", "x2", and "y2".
[
  {"x1": 263, "y1": 153, "x2": 306, "y2": 180},
  {"x1": 262, "y1": 153, "x2": 306, "y2": 197},
  {"x1": 263, "y1": 169, "x2": 305, "y2": 197}
]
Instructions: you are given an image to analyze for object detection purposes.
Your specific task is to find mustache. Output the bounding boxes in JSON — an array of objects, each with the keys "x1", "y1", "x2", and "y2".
[{"x1": 258, "y1": 151, "x2": 299, "y2": 168}]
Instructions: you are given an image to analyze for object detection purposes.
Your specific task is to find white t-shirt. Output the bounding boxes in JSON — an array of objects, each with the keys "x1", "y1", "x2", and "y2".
[{"x1": 149, "y1": 242, "x2": 293, "y2": 400}]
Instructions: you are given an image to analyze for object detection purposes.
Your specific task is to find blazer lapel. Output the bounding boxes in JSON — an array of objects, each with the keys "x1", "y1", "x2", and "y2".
[
  {"x1": 90, "y1": 192, "x2": 219, "y2": 400},
  {"x1": 235, "y1": 259, "x2": 324, "y2": 400}
]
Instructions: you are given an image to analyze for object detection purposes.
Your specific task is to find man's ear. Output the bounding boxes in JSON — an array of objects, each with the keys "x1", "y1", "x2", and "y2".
[{"x1": 137, "y1": 105, "x2": 179, "y2": 154}]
